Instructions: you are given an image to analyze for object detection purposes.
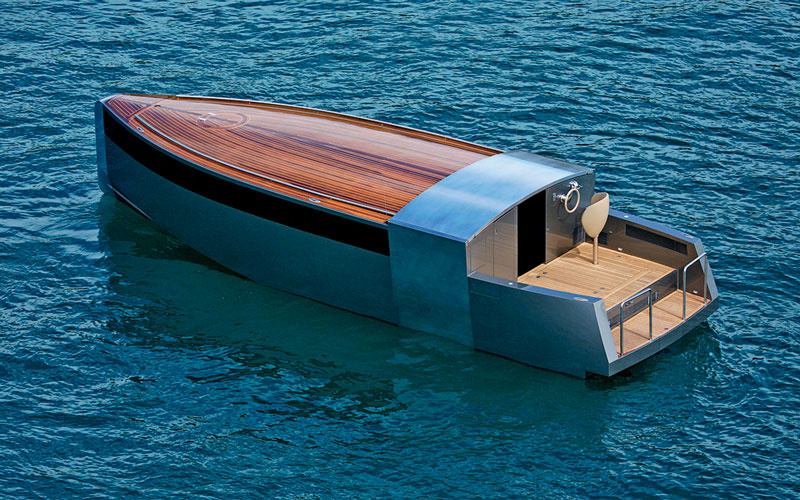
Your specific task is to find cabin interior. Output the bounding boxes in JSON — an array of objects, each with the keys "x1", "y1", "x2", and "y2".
[{"x1": 466, "y1": 174, "x2": 707, "y2": 357}]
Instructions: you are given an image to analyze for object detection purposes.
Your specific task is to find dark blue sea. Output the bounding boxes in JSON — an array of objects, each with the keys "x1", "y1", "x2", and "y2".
[{"x1": 2, "y1": 1, "x2": 799, "y2": 498}]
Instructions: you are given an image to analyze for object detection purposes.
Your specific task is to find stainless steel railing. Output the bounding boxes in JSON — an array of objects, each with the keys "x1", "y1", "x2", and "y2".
[
  {"x1": 618, "y1": 288, "x2": 653, "y2": 357},
  {"x1": 682, "y1": 253, "x2": 708, "y2": 319}
]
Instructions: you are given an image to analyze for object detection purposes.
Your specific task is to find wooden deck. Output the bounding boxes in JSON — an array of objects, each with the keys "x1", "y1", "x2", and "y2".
[
  {"x1": 519, "y1": 243, "x2": 708, "y2": 356},
  {"x1": 611, "y1": 290, "x2": 706, "y2": 355},
  {"x1": 518, "y1": 243, "x2": 674, "y2": 311},
  {"x1": 104, "y1": 94, "x2": 500, "y2": 223}
]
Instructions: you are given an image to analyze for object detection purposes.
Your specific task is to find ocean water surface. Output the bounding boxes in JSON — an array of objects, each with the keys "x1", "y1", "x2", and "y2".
[{"x1": 1, "y1": 1, "x2": 799, "y2": 498}]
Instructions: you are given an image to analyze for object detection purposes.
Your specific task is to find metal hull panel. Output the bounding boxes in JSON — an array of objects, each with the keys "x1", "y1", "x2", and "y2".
[
  {"x1": 103, "y1": 137, "x2": 397, "y2": 323},
  {"x1": 469, "y1": 274, "x2": 613, "y2": 378},
  {"x1": 388, "y1": 225, "x2": 474, "y2": 347}
]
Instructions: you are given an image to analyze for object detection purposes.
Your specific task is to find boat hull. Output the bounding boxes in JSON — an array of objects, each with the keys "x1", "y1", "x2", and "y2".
[
  {"x1": 97, "y1": 101, "x2": 397, "y2": 322},
  {"x1": 96, "y1": 95, "x2": 719, "y2": 378}
]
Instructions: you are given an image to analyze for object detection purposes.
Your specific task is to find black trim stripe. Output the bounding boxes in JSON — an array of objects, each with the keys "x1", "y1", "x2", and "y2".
[
  {"x1": 625, "y1": 224, "x2": 687, "y2": 255},
  {"x1": 102, "y1": 107, "x2": 390, "y2": 255}
]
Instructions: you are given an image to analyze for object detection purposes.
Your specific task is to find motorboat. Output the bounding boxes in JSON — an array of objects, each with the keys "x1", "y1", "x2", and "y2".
[{"x1": 95, "y1": 94, "x2": 718, "y2": 377}]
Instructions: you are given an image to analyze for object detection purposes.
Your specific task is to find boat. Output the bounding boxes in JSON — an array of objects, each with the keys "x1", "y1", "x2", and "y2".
[{"x1": 95, "y1": 94, "x2": 718, "y2": 377}]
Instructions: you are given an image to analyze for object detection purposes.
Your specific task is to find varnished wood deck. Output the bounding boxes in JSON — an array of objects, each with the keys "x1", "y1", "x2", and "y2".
[
  {"x1": 611, "y1": 290, "x2": 705, "y2": 355},
  {"x1": 104, "y1": 94, "x2": 500, "y2": 223},
  {"x1": 519, "y1": 243, "x2": 674, "y2": 311}
]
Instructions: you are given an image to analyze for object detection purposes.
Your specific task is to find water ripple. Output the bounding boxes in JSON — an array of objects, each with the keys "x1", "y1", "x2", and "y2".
[{"x1": 1, "y1": 0, "x2": 798, "y2": 498}]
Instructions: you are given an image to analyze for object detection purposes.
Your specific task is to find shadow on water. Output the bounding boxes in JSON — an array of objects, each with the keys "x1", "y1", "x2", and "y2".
[{"x1": 95, "y1": 197, "x2": 625, "y2": 415}]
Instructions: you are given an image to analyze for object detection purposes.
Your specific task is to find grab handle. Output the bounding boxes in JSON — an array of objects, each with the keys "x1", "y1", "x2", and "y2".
[{"x1": 553, "y1": 181, "x2": 581, "y2": 213}]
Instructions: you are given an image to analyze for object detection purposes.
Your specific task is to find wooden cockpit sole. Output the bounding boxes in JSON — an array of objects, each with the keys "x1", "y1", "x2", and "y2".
[
  {"x1": 611, "y1": 290, "x2": 706, "y2": 355},
  {"x1": 518, "y1": 243, "x2": 674, "y2": 311}
]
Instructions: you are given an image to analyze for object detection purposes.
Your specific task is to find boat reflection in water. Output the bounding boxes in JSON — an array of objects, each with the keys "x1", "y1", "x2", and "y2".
[{"x1": 95, "y1": 94, "x2": 718, "y2": 377}]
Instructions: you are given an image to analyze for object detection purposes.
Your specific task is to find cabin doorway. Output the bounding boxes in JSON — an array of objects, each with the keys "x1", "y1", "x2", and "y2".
[{"x1": 517, "y1": 191, "x2": 546, "y2": 276}]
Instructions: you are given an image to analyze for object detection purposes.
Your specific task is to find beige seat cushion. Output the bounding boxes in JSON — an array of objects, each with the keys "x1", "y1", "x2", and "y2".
[{"x1": 582, "y1": 192, "x2": 609, "y2": 238}]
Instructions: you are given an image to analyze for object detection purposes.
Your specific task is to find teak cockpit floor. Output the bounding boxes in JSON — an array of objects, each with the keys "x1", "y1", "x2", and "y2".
[
  {"x1": 611, "y1": 290, "x2": 705, "y2": 355},
  {"x1": 518, "y1": 243, "x2": 673, "y2": 311},
  {"x1": 104, "y1": 94, "x2": 500, "y2": 223}
]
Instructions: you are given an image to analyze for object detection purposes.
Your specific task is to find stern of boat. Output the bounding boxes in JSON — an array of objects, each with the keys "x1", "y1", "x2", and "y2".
[
  {"x1": 468, "y1": 208, "x2": 718, "y2": 378},
  {"x1": 596, "y1": 210, "x2": 719, "y2": 376}
]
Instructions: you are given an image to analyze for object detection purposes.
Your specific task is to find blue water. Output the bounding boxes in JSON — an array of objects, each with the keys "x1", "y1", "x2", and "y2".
[{"x1": 2, "y1": 1, "x2": 799, "y2": 498}]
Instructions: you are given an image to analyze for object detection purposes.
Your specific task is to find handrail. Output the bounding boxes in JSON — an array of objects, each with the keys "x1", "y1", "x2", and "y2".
[
  {"x1": 618, "y1": 287, "x2": 653, "y2": 357},
  {"x1": 682, "y1": 253, "x2": 708, "y2": 319}
]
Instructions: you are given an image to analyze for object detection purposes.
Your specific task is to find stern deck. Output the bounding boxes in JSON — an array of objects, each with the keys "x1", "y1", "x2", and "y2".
[
  {"x1": 519, "y1": 242, "x2": 709, "y2": 356},
  {"x1": 519, "y1": 243, "x2": 673, "y2": 310}
]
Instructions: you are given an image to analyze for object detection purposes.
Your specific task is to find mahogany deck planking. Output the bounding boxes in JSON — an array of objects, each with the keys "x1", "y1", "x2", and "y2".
[{"x1": 104, "y1": 94, "x2": 499, "y2": 223}]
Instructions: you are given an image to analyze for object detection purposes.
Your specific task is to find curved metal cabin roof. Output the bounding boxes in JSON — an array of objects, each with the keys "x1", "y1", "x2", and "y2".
[
  {"x1": 389, "y1": 151, "x2": 592, "y2": 242},
  {"x1": 103, "y1": 94, "x2": 499, "y2": 223}
]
